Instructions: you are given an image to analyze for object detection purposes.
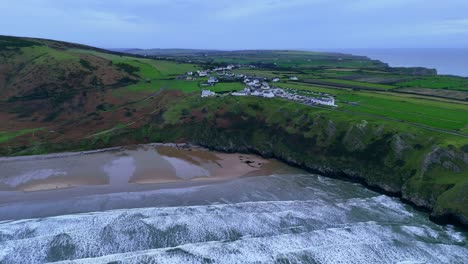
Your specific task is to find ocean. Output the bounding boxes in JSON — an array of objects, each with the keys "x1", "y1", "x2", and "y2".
[
  {"x1": 0, "y1": 145, "x2": 467, "y2": 263},
  {"x1": 335, "y1": 48, "x2": 468, "y2": 77}
]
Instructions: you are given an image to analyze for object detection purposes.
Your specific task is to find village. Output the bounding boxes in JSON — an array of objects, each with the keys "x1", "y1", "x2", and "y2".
[{"x1": 183, "y1": 64, "x2": 336, "y2": 107}]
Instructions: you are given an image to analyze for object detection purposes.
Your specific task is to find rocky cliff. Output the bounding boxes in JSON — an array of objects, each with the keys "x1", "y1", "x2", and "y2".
[
  {"x1": 1, "y1": 93, "x2": 466, "y2": 228},
  {"x1": 143, "y1": 95, "x2": 467, "y2": 228}
]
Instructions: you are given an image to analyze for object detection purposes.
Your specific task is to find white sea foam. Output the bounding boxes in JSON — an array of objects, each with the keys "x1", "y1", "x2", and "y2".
[
  {"x1": 446, "y1": 225, "x2": 465, "y2": 243},
  {"x1": 0, "y1": 170, "x2": 466, "y2": 264},
  {"x1": 0, "y1": 199, "x2": 466, "y2": 264}
]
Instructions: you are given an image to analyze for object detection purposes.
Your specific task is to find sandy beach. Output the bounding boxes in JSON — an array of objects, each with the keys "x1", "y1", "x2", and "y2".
[{"x1": 0, "y1": 143, "x2": 292, "y2": 194}]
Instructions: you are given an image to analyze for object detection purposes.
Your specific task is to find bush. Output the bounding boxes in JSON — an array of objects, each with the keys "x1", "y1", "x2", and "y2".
[
  {"x1": 0, "y1": 36, "x2": 41, "y2": 50},
  {"x1": 181, "y1": 109, "x2": 190, "y2": 116},
  {"x1": 115, "y1": 63, "x2": 140, "y2": 77},
  {"x1": 79, "y1": 59, "x2": 97, "y2": 71},
  {"x1": 461, "y1": 144, "x2": 468, "y2": 153}
]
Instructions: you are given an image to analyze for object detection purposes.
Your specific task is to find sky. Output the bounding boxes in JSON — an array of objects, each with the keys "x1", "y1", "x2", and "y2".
[{"x1": 0, "y1": 0, "x2": 467, "y2": 50}]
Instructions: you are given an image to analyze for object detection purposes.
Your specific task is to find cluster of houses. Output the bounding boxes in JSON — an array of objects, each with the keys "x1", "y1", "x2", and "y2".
[
  {"x1": 183, "y1": 65, "x2": 242, "y2": 85},
  {"x1": 195, "y1": 64, "x2": 237, "y2": 78},
  {"x1": 272, "y1": 88, "x2": 336, "y2": 106},
  {"x1": 202, "y1": 75, "x2": 336, "y2": 107},
  {"x1": 191, "y1": 64, "x2": 335, "y2": 107}
]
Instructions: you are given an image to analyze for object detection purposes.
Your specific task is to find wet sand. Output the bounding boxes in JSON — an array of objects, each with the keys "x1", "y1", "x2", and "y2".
[{"x1": 0, "y1": 144, "x2": 295, "y2": 204}]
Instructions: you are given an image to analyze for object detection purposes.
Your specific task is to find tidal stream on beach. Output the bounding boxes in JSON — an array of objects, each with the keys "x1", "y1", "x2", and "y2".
[{"x1": 0, "y1": 144, "x2": 466, "y2": 263}]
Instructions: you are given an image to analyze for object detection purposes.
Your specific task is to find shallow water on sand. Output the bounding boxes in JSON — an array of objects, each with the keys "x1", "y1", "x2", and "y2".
[{"x1": 0, "y1": 145, "x2": 466, "y2": 263}]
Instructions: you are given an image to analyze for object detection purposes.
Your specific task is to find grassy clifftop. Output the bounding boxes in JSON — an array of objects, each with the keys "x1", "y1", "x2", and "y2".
[{"x1": 153, "y1": 95, "x2": 468, "y2": 226}]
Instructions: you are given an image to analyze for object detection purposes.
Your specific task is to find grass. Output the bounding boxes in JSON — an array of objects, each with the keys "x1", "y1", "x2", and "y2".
[
  {"x1": 156, "y1": 80, "x2": 200, "y2": 92},
  {"x1": 70, "y1": 49, "x2": 199, "y2": 78},
  {"x1": 20, "y1": 46, "x2": 78, "y2": 64},
  {"x1": 339, "y1": 93, "x2": 467, "y2": 131},
  {"x1": 146, "y1": 60, "x2": 199, "y2": 77},
  {"x1": 211, "y1": 82, "x2": 244, "y2": 92},
  {"x1": 118, "y1": 60, "x2": 163, "y2": 79},
  {"x1": 0, "y1": 128, "x2": 40, "y2": 144},
  {"x1": 396, "y1": 76, "x2": 468, "y2": 91},
  {"x1": 317, "y1": 78, "x2": 396, "y2": 90},
  {"x1": 178, "y1": 50, "x2": 387, "y2": 69},
  {"x1": 118, "y1": 80, "x2": 200, "y2": 94},
  {"x1": 17, "y1": 45, "x2": 467, "y2": 133},
  {"x1": 69, "y1": 48, "x2": 203, "y2": 96},
  {"x1": 275, "y1": 82, "x2": 468, "y2": 131}
]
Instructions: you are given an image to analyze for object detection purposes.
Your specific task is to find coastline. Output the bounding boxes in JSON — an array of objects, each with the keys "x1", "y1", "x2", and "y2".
[
  {"x1": 194, "y1": 142, "x2": 468, "y2": 231},
  {"x1": 334, "y1": 48, "x2": 468, "y2": 77},
  {"x1": 1, "y1": 142, "x2": 466, "y2": 230}
]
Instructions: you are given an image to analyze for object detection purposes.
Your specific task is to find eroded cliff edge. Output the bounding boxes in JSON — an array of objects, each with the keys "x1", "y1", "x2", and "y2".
[
  {"x1": 151, "y1": 96, "x2": 468, "y2": 227},
  {"x1": 2, "y1": 95, "x2": 467, "y2": 228}
]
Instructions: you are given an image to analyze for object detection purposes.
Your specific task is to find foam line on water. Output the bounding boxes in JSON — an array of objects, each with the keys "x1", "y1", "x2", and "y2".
[{"x1": 0, "y1": 199, "x2": 466, "y2": 264}]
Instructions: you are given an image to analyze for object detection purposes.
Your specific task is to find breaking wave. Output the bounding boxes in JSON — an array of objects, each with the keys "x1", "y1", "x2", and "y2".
[{"x1": 1, "y1": 195, "x2": 467, "y2": 263}]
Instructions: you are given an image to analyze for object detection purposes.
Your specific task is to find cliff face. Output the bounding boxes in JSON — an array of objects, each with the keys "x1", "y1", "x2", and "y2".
[
  {"x1": 173, "y1": 121, "x2": 466, "y2": 226},
  {"x1": 1, "y1": 94, "x2": 466, "y2": 228},
  {"x1": 145, "y1": 96, "x2": 467, "y2": 227}
]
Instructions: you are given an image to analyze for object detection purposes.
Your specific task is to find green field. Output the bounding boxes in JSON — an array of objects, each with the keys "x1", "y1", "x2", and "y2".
[
  {"x1": 275, "y1": 82, "x2": 468, "y2": 132},
  {"x1": 61, "y1": 48, "x2": 468, "y2": 134},
  {"x1": 317, "y1": 78, "x2": 396, "y2": 90},
  {"x1": 211, "y1": 82, "x2": 245, "y2": 92},
  {"x1": 70, "y1": 48, "x2": 202, "y2": 95},
  {"x1": 71, "y1": 49, "x2": 199, "y2": 79},
  {"x1": 396, "y1": 76, "x2": 468, "y2": 91}
]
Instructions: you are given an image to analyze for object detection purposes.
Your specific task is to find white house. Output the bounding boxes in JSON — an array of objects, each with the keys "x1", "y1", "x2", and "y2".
[
  {"x1": 208, "y1": 77, "x2": 219, "y2": 84},
  {"x1": 321, "y1": 97, "x2": 336, "y2": 106},
  {"x1": 261, "y1": 82, "x2": 270, "y2": 89},
  {"x1": 252, "y1": 91, "x2": 262, "y2": 96},
  {"x1": 201, "y1": 90, "x2": 216, "y2": 97},
  {"x1": 262, "y1": 91, "x2": 275, "y2": 98},
  {"x1": 232, "y1": 91, "x2": 248, "y2": 96},
  {"x1": 310, "y1": 97, "x2": 336, "y2": 106},
  {"x1": 198, "y1": 71, "x2": 208, "y2": 77},
  {"x1": 290, "y1": 76, "x2": 299, "y2": 81},
  {"x1": 272, "y1": 78, "x2": 280, "y2": 82}
]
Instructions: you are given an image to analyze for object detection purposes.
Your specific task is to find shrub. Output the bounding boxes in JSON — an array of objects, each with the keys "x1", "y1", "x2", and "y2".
[
  {"x1": 115, "y1": 63, "x2": 140, "y2": 77},
  {"x1": 79, "y1": 59, "x2": 97, "y2": 71}
]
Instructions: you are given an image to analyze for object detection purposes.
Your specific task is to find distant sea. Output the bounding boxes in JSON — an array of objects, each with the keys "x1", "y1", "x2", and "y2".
[{"x1": 329, "y1": 48, "x2": 468, "y2": 77}]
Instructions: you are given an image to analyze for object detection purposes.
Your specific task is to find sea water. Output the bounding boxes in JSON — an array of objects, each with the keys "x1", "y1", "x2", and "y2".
[
  {"x1": 340, "y1": 48, "x2": 468, "y2": 77},
  {"x1": 0, "y1": 146, "x2": 466, "y2": 263}
]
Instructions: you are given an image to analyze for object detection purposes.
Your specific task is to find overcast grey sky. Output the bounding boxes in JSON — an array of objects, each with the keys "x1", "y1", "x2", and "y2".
[{"x1": 1, "y1": 0, "x2": 467, "y2": 49}]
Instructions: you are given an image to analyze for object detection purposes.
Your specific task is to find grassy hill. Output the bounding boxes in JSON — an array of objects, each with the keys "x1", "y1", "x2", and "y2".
[
  {"x1": 0, "y1": 35, "x2": 467, "y2": 228},
  {"x1": 0, "y1": 35, "x2": 201, "y2": 147}
]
